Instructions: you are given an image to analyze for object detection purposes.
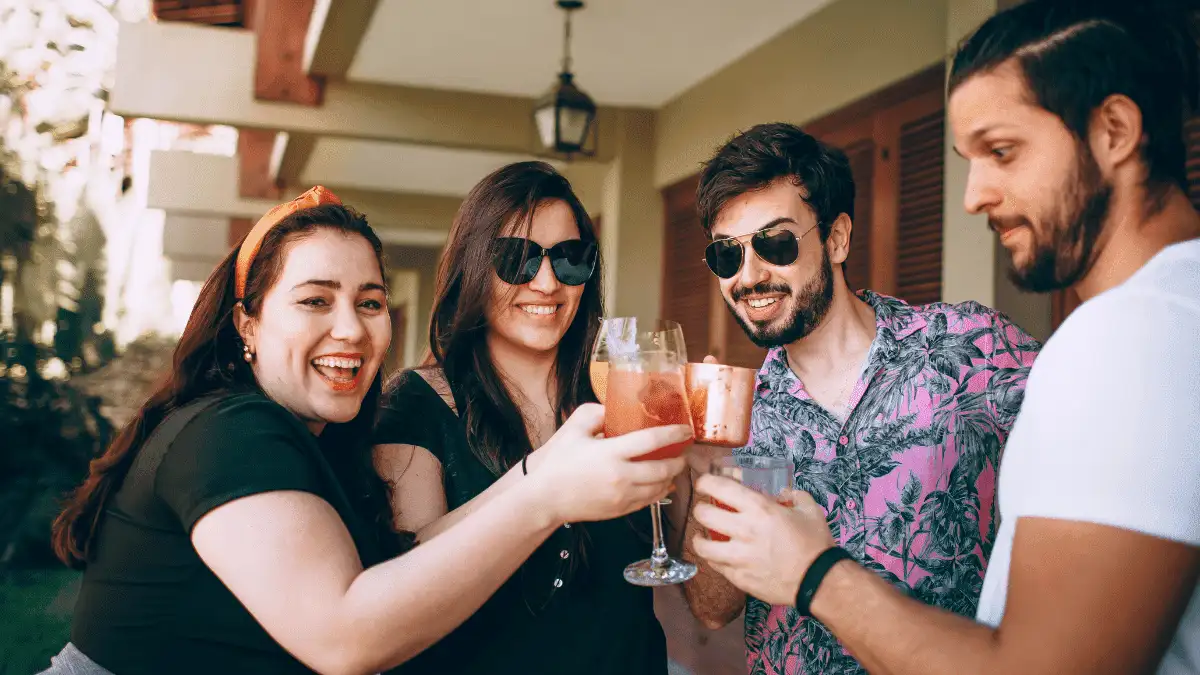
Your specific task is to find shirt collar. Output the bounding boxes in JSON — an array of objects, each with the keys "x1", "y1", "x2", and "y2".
[{"x1": 755, "y1": 290, "x2": 926, "y2": 394}]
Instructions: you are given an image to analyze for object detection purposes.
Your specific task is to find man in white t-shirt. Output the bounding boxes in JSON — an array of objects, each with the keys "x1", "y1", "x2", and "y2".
[{"x1": 686, "y1": 1, "x2": 1200, "y2": 673}]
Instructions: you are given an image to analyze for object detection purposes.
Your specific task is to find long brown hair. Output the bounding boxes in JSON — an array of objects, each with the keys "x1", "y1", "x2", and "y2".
[
  {"x1": 425, "y1": 161, "x2": 602, "y2": 475},
  {"x1": 52, "y1": 204, "x2": 392, "y2": 568}
]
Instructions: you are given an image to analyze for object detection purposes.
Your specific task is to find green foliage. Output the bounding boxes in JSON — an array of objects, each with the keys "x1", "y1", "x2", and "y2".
[
  {"x1": 0, "y1": 568, "x2": 80, "y2": 674},
  {"x1": 0, "y1": 352, "x2": 112, "y2": 569}
]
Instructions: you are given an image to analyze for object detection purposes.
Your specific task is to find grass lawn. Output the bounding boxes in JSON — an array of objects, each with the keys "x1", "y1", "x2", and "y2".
[{"x1": 0, "y1": 568, "x2": 79, "y2": 675}]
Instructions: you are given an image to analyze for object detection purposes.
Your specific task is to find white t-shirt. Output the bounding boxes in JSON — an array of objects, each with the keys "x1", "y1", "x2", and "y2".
[{"x1": 976, "y1": 238, "x2": 1200, "y2": 674}]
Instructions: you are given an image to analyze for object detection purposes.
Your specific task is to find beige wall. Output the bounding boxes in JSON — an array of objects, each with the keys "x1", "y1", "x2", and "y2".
[
  {"x1": 654, "y1": 0, "x2": 950, "y2": 189},
  {"x1": 602, "y1": 109, "x2": 663, "y2": 320},
  {"x1": 942, "y1": 0, "x2": 1001, "y2": 309},
  {"x1": 942, "y1": 0, "x2": 1051, "y2": 339},
  {"x1": 385, "y1": 245, "x2": 444, "y2": 369}
]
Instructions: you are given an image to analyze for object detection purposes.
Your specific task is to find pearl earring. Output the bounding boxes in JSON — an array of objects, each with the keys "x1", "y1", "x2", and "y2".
[{"x1": 242, "y1": 344, "x2": 255, "y2": 363}]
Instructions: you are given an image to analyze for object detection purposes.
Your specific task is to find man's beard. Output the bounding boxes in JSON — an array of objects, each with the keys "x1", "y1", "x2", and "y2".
[
  {"x1": 727, "y1": 250, "x2": 835, "y2": 348},
  {"x1": 992, "y1": 141, "x2": 1112, "y2": 293}
]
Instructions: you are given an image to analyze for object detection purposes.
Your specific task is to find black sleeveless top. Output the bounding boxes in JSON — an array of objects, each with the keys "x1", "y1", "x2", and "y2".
[{"x1": 376, "y1": 371, "x2": 668, "y2": 675}]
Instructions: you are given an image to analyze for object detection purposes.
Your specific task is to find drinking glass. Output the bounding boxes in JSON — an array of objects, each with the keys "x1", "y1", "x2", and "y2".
[
  {"x1": 593, "y1": 317, "x2": 697, "y2": 586},
  {"x1": 706, "y1": 455, "x2": 795, "y2": 541}
]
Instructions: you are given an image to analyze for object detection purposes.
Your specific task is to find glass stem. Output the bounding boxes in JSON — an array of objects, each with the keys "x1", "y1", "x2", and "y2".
[{"x1": 649, "y1": 501, "x2": 669, "y2": 569}]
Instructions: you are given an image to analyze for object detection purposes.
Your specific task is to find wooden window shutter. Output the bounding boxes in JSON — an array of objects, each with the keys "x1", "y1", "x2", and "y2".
[
  {"x1": 660, "y1": 175, "x2": 713, "y2": 363},
  {"x1": 843, "y1": 139, "x2": 875, "y2": 293},
  {"x1": 895, "y1": 106, "x2": 945, "y2": 305},
  {"x1": 806, "y1": 68, "x2": 946, "y2": 305}
]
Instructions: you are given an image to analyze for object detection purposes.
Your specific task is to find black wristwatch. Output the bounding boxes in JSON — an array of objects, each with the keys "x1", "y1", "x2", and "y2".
[{"x1": 795, "y1": 546, "x2": 853, "y2": 616}]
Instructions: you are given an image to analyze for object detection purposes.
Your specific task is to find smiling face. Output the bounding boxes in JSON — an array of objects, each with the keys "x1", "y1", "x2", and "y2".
[
  {"x1": 485, "y1": 199, "x2": 586, "y2": 357},
  {"x1": 711, "y1": 179, "x2": 837, "y2": 348},
  {"x1": 236, "y1": 228, "x2": 391, "y2": 433},
  {"x1": 950, "y1": 63, "x2": 1112, "y2": 292}
]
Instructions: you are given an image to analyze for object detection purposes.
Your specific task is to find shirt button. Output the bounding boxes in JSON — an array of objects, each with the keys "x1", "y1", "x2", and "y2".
[
  {"x1": 839, "y1": 436, "x2": 849, "y2": 445},
  {"x1": 553, "y1": 578, "x2": 564, "y2": 588},
  {"x1": 560, "y1": 550, "x2": 570, "y2": 559},
  {"x1": 847, "y1": 499, "x2": 857, "y2": 509}
]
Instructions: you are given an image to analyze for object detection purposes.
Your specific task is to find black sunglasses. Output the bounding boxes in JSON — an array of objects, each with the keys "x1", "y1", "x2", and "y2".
[
  {"x1": 703, "y1": 224, "x2": 818, "y2": 279},
  {"x1": 493, "y1": 237, "x2": 597, "y2": 287}
]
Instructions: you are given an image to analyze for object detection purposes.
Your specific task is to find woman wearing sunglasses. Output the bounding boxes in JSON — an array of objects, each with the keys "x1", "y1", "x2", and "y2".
[
  {"x1": 372, "y1": 161, "x2": 679, "y2": 674},
  {"x1": 39, "y1": 187, "x2": 686, "y2": 675}
]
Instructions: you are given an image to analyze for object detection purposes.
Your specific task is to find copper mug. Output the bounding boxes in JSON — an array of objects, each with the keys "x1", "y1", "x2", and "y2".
[
  {"x1": 590, "y1": 360, "x2": 755, "y2": 446},
  {"x1": 683, "y1": 362, "x2": 756, "y2": 448}
]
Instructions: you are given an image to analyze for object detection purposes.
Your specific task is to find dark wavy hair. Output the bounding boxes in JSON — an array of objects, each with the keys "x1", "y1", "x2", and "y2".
[
  {"x1": 950, "y1": 0, "x2": 1199, "y2": 208},
  {"x1": 696, "y1": 122, "x2": 855, "y2": 243},
  {"x1": 52, "y1": 204, "x2": 398, "y2": 568},
  {"x1": 424, "y1": 161, "x2": 602, "y2": 475}
]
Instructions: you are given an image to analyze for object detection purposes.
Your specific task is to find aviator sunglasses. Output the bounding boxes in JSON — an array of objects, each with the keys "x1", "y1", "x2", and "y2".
[
  {"x1": 703, "y1": 224, "x2": 818, "y2": 279},
  {"x1": 492, "y1": 237, "x2": 598, "y2": 286}
]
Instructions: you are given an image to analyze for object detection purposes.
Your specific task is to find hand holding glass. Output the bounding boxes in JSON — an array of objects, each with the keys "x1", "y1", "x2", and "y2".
[
  {"x1": 592, "y1": 320, "x2": 759, "y2": 585},
  {"x1": 593, "y1": 318, "x2": 696, "y2": 585},
  {"x1": 705, "y1": 455, "x2": 795, "y2": 541}
]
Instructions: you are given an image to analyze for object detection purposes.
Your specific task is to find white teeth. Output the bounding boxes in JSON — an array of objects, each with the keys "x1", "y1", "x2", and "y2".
[
  {"x1": 747, "y1": 298, "x2": 778, "y2": 309},
  {"x1": 312, "y1": 356, "x2": 362, "y2": 369},
  {"x1": 520, "y1": 305, "x2": 558, "y2": 316}
]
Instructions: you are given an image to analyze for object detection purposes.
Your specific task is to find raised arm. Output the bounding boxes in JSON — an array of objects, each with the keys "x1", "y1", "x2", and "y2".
[
  {"x1": 372, "y1": 368, "x2": 561, "y2": 543},
  {"x1": 691, "y1": 296, "x2": 1200, "y2": 675},
  {"x1": 195, "y1": 406, "x2": 690, "y2": 675},
  {"x1": 193, "y1": 480, "x2": 557, "y2": 675},
  {"x1": 812, "y1": 517, "x2": 1199, "y2": 675}
]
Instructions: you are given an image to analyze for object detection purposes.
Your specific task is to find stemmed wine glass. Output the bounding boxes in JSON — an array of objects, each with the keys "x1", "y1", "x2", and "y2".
[{"x1": 591, "y1": 317, "x2": 698, "y2": 586}]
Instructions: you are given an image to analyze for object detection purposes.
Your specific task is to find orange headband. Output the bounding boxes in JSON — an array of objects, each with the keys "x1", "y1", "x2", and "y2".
[{"x1": 235, "y1": 185, "x2": 343, "y2": 299}]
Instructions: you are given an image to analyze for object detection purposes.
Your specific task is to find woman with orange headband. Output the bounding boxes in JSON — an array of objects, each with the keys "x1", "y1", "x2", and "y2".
[{"x1": 40, "y1": 187, "x2": 689, "y2": 675}]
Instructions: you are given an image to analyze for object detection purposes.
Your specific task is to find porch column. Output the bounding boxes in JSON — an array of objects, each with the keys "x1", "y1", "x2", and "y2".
[{"x1": 600, "y1": 109, "x2": 663, "y2": 320}]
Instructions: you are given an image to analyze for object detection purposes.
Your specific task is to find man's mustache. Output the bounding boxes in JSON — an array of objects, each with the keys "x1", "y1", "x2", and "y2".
[
  {"x1": 988, "y1": 216, "x2": 1030, "y2": 234},
  {"x1": 731, "y1": 282, "x2": 791, "y2": 304}
]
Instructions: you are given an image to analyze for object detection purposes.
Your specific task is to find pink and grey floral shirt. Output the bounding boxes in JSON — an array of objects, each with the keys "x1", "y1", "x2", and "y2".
[{"x1": 737, "y1": 291, "x2": 1040, "y2": 675}]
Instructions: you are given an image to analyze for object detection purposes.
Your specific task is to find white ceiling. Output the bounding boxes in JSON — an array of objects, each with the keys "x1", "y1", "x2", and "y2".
[
  {"x1": 299, "y1": 137, "x2": 611, "y2": 213},
  {"x1": 347, "y1": 0, "x2": 835, "y2": 108},
  {"x1": 301, "y1": 137, "x2": 560, "y2": 197}
]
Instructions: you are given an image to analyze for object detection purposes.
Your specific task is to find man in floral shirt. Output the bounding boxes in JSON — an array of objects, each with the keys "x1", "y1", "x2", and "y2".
[
  {"x1": 690, "y1": 3, "x2": 1200, "y2": 675},
  {"x1": 680, "y1": 122, "x2": 1039, "y2": 674}
]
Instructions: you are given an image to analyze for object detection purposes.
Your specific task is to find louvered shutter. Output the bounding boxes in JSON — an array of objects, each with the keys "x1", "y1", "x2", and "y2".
[
  {"x1": 660, "y1": 175, "x2": 712, "y2": 362},
  {"x1": 843, "y1": 139, "x2": 875, "y2": 294},
  {"x1": 895, "y1": 108, "x2": 945, "y2": 305}
]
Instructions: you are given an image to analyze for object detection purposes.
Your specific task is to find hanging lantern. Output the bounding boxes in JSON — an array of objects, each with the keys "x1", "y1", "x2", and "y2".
[{"x1": 533, "y1": 0, "x2": 597, "y2": 157}]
